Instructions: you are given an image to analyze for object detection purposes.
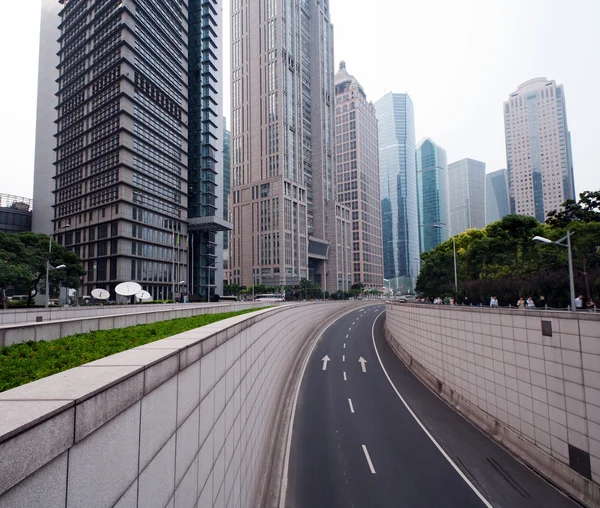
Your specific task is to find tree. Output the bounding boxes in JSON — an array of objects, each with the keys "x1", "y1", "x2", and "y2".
[
  {"x1": 0, "y1": 233, "x2": 85, "y2": 306},
  {"x1": 546, "y1": 190, "x2": 600, "y2": 227}
]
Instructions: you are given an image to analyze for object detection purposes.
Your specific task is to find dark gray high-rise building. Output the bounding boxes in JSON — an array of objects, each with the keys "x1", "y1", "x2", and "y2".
[
  {"x1": 33, "y1": 0, "x2": 227, "y2": 301},
  {"x1": 486, "y1": 169, "x2": 510, "y2": 224},
  {"x1": 375, "y1": 93, "x2": 418, "y2": 293}
]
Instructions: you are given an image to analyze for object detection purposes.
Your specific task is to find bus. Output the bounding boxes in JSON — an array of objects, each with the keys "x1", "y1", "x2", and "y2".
[
  {"x1": 219, "y1": 296, "x2": 238, "y2": 302},
  {"x1": 255, "y1": 293, "x2": 286, "y2": 302}
]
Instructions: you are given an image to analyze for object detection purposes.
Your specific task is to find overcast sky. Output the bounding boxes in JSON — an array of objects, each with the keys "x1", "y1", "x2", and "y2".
[{"x1": 2, "y1": 0, "x2": 598, "y2": 200}]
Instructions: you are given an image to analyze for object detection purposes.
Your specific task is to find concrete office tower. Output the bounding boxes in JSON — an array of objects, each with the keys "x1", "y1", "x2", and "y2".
[
  {"x1": 448, "y1": 159, "x2": 486, "y2": 235},
  {"x1": 416, "y1": 138, "x2": 449, "y2": 253},
  {"x1": 32, "y1": 0, "x2": 62, "y2": 235},
  {"x1": 486, "y1": 169, "x2": 510, "y2": 224},
  {"x1": 334, "y1": 62, "x2": 384, "y2": 289},
  {"x1": 375, "y1": 93, "x2": 418, "y2": 293},
  {"x1": 34, "y1": 0, "x2": 226, "y2": 301},
  {"x1": 504, "y1": 78, "x2": 575, "y2": 221},
  {"x1": 229, "y1": 0, "x2": 352, "y2": 294}
]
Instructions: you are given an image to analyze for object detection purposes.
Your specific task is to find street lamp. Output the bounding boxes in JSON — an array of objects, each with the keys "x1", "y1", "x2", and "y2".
[
  {"x1": 429, "y1": 224, "x2": 458, "y2": 297},
  {"x1": 533, "y1": 232, "x2": 576, "y2": 311},
  {"x1": 46, "y1": 224, "x2": 70, "y2": 308}
]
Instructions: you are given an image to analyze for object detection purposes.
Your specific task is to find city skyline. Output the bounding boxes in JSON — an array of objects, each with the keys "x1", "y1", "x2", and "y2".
[{"x1": 2, "y1": 1, "x2": 598, "y2": 202}]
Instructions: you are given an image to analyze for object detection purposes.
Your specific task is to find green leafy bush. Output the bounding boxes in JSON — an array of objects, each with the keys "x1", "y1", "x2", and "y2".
[{"x1": 0, "y1": 308, "x2": 268, "y2": 392}]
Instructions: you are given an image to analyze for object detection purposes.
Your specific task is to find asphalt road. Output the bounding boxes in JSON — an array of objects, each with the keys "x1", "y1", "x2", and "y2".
[{"x1": 284, "y1": 305, "x2": 580, "y2": 508}]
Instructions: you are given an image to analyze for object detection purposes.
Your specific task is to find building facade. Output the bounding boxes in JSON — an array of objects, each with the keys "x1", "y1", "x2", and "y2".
[
  {"x1": 448, "y1": 158, "x2": 486, "y2": 235},
  {"x1": 375, "y1": 92, "x2": 418, "y2": 293},
  {"x1": 228, "y1": 0, "x2": 351, "y2": 294},
  {"x1": 486, "y1": 169, "x2": 510, "y2": 224},
  {"x1": 33, "y1": 0, "x2": 227, "y2": 301},
  {"x1": 0, "y1": 195, "x2": 32, "y2": 234},
  {"x1": 334, "y1": 62, "x2": 383, "y2": 289},
  {"x1": 416, "y1": 138, "x2": 449, "y2": 253},
  {"x1": 504, "y1": 78, "x2": 575, "y2": 221}
]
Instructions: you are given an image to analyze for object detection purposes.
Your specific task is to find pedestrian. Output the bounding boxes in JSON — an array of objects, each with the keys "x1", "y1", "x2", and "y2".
[
  {"x1": 517, "y1": 297, "x2": 525, "y2": 309},
  {"x1": 587, "y1": 298, "x2": 596, "y2": 311},
  {"x1": 527, "y1": 297, "x2": 536, "y2": 310},
  {"x1": 490, "y1": 296, "x2": 499, "y2": 308},
  {"x1": 575, "y1": 295, "x2": 583, "y2": 310}
]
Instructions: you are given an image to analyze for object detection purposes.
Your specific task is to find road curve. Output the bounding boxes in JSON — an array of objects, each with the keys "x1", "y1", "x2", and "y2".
[{"x1": 283, "y1": 305, "x2": 579, "y2": 508}]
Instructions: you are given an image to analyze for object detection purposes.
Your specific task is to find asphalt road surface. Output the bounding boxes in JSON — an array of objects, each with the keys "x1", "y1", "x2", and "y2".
[{"x1": 284, "y1": 305, "x2": 580, "y2": 508}]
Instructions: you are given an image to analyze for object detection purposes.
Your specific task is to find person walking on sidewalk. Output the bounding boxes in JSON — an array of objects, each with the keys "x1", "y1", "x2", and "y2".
[
  {"x1": 517, "y1": 297, "x2": 525, "y2": 309},
  {"x1": 527, "y1": 297, "x2": 536, "y2": 310},
  {"x1": 575, "y1": 295, "x2": 583, "y2": 310},
  {"x1": 490, "y1": 296, "x2": 499, "y2": 308}
]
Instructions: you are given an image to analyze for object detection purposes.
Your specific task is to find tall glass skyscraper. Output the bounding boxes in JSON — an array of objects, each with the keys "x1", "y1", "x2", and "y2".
[
  {"x1": 448, "y1": 159, "x2": 486, "y2": 235},
  {"x1": 416, "y1": 138, "x2": 449, "y2": 253},
  {"x1": 486, "y1": 169, "x2": 510, "y2": 224},
  {"x1": 375, "y1": 93, "x2": 418, "y2": 293}
]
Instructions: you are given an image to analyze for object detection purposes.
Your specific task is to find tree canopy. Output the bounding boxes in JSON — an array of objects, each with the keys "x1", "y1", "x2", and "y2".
[
  {"x1": 416, "y1": 195, "x2": 600, "y2": 308},
  {"x1": 0, "y1": 232, "x2": 85, "y2": 306}
]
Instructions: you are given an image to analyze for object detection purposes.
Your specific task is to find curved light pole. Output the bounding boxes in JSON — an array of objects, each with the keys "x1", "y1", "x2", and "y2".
[
  {"x1": 533, "y1": 232, "x2": 576, "y2": 311},
  {"x1": 46, "y1": 224, "x2": 70, "y2": 308}
]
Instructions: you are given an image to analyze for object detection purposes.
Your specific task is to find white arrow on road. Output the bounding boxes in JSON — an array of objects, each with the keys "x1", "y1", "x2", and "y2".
[
  {"x1": 322, "y1": 355, "x2": 331, "y2": 371},
  {"x1": 358, "y1": 357, "x2": 367, "y2": 373}
]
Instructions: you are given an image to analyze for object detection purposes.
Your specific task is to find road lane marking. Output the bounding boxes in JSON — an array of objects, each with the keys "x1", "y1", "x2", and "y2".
[
  {"x1": 359, "y1": 357, "x2": 367, "y2": 372},
  {"x1": 343, "y1": 372, "x2": 347, "y2": 381},
  {"x1": 362, "y1": 445, "x2": 376, "y2": 474},
  {"x1": 321, "y1": 355, "x2": 330, "y2": 370},
  {"x1": 346, "y1": 334, "x2": 349, "y2": 339},
  {"x1": 349, "y1": 327, "x2": 352, "y2": 331},
  {"x1": 280, "y1": 306, "x2": 363, "y2": 508},
  {"x1": 343, "y1": 355, "x2": 346, "y2": 362},
  {"x1": 343, "y1": 343, "x2": 346, "y2": 349},
  {"x1": 370, "y1": 312, "x2": 493, "y2": 508},
  {"x1": 348, "y1": 398, "x2": 355, "y2": 413}
]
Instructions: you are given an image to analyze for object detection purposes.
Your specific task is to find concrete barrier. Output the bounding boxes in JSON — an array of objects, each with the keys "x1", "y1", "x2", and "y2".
[
  {"x1": 0, "y1": 302, "x2": 261, "y2": 326},
  {"x1": 0, "y1": 302, "x2": 364, "y2": 508},
  {"x1": 384, "y1": 303, "x2": 600, "y2": 507},
  {"x1": 0, "y1": 302, "x2": 278, "y2": 347}
]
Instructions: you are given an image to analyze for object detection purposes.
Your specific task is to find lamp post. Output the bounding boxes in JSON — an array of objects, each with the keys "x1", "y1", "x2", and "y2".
[
  {"x1": 533, "y1": 232, "x2": 576, "y2": 311},
  {"x1": 427, "y1": 224, "x2": 458, "y2": 297},
  {"x1": 46, "y1": 224, "x2": 70, "y2": 308}
]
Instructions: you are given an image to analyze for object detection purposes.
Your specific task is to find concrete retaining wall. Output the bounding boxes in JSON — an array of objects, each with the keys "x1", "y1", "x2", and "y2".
[
  {"x1": 0, "y1": 302, "x2": 359, "y2": 508},
  {"x1": 385, "y1": 303, "x2": 600, "y2": 506},
  {"x1": 0, "y1": 302, "x2": 277, "y2": 347},
  {"x1": 0, "y1": 303, "x2": 259, "y2": 326}
]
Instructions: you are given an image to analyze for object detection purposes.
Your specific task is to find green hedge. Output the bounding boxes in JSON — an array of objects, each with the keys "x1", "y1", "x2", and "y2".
[{"x1": 0, "y1": 307, "x2": 268, "y2": 392}]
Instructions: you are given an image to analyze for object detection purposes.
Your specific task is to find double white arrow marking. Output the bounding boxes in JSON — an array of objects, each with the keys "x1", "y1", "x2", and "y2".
[
  {"x1": 359, "y1": 357, "x2": 367, "y2": 373},
  {"x1": 322, "y1": 355, "x2": 331, "y2": 371}
]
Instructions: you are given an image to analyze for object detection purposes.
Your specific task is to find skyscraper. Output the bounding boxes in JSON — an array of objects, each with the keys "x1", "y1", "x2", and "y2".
[
  {"x1": 375, "y1": 93, "x2": 418, "y2": 293},
  {"x1": 416, "y1": 138, "x2": 449, "y2": 253},
  {"x1": 222, "y1": 118, "x2": 231, "y2": 263},
  {"x1": 448, "y1": 159, "x2": 486, "y2": 235},
  {"x1": 229, "y1": 0, "x2": 351, "y2": 294},
  {"x1": 486, "y1": 169, "x2": 510, "y2": 224},
  {"x1": 33, "y1": 0, "x2": 226, "y2": 301},
  {"x1": 334, "y1": 62, "x2": 383, "y2": 289},
  {"x1": 504, "y1": 78, "x2": 575, "y2": 221}
]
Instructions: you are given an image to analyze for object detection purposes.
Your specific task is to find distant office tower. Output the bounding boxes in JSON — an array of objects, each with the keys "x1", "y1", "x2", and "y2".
[
  {"x1": 448, "y1": 159, "x2": 486, "y2": 235},
  {"x1": 229, "y1": 0, "x2": 352, "y2": 294},
  {"x1": 504, "y1": 78, "x2": 575, "y2": 221},
  {"x1": 375, "y1": 93, "x2": 418, "y2": 293},
  {"x1": 416, "y1": 138, "x2": 449, "y2": 253},
  {"x1": 223, "y1": 118, "x2": 231, "y2": 264},
  {"x1": 0, "y1": 195, "x2": 32, "y2": 234},
  {"x1": 32, "y1": 0, "x2": 61, "y2": 235},
  {"x1": 334, "y1": 62, "x2": 383, "y2": 289},
  {"x1": 486, "y1": 169, "x2": 510, "y2": 224},
  {"x1": 33, "y1": 1, "x2": 227, "y2": 301}
]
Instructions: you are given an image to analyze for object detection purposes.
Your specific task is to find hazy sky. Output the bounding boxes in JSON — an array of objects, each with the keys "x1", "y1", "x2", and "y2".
[{"x1": 1, "y1": 0, "x2": 598, "y2": 200}]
